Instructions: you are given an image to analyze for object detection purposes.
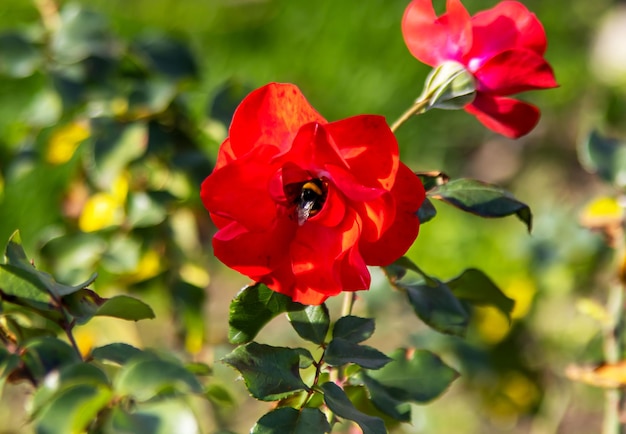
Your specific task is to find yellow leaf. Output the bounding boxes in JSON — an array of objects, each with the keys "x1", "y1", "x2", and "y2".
[
  {"x1": 46, "y1": 122, "x2": 90, "y2": 165},
  {"x1": 474, "y1": 305, "x2": 511, "y2": 344},
  {"x1": 79, "y1": 193, "x2": 124, "y2": 232},
  {"x1": 124, "y1": 249, "x2": 163, "y2": 283}
]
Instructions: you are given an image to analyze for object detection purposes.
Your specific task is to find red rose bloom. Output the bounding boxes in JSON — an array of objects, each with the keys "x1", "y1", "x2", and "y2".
[
  {"x1": 402, "y1": 0, "x2": 557, "y2": 138},
  {"x1": 201, "y1": 83, "x2": 425, "y2": 305}
]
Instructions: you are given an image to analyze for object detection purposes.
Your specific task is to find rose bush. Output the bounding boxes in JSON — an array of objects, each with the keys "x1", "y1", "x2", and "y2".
[
  {"x1": 402, "y1": 0, "x2": 557, "y2": 138},
  {"x1": 201, "y1": 83, "x2": 425, "y2": 304}
]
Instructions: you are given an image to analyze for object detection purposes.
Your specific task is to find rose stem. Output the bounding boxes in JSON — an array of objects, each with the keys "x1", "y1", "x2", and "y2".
[{"x1": 390, "y1": 98, "x2": 430, "y2": 133}]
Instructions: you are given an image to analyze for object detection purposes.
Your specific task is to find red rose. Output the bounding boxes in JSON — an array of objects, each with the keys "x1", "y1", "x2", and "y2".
[
  {"x1": 201, "y1": 83, "x2": 425, "y2": 305},
  {"x1": 402, "y1": 0, "x2": 557, "y2": 138}
]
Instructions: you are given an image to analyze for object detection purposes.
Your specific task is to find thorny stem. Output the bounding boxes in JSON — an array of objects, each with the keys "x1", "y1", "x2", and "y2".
[
  {"x1": 301, "y1": 347, "x2": 327, "y2": 409},
  {"x1": 63, "y1": 319, "x2": 83, "y2": 361},
  {"x1": 390, "y1": 98, "x2": 430, "y2": 134}
]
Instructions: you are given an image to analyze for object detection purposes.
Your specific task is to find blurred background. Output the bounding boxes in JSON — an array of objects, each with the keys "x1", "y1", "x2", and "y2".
[{"x1": 0, "y1": 0, "x2": 623, "y2": 432}]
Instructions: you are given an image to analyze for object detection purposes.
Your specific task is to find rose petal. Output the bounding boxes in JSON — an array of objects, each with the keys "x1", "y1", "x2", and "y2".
[
  {"x1": 402, "y1": 0, "x2": 472, "y2": 66},
  {"x1": 228, "y1": 83, "x2": 326, "y2": 159},
  {"x1": 285, "y1": 122, "x2": 348, "y2": 172},
  {"x1": 359, "y1": 164, "x2": 424, "y2": 265},
  {"x1": 201, "y1": 146, "x2": 279, "y2": 231},
  {"x1": 268, "y1": 162, "x2": 310, "y2": 205},
  {"x1": 325, "y1": 115, "x2": 399, "y2": 190},
  {"x1": 465, "y1": 93, "x2": 540, "y2": 138},
  {"x1": 469, "y1": 1, "x2": 547, "y2": 60},
  {"x1": 290, "y1": 209, "x2": 364, "y2": 300},
  {"x1": 213, "y1": 218, "x2": 295, "y2": 279},
  {"x1": 335, "y1": 241, "x2": 371, "y2": 291},
  {"x1": 309, "y1": 182, "x2": 347, "y2": 228},
  {"x1": 473, "y1": 49, "x2": 557, "y2": 94},
  {"x1": 325, "y1": 164, "x2": 386, "y2": 202},
  {"x1": 351, "y1": 192, "x2": 396, "y2": 242},
  {"x1": 214, "y1": 137, "x2": 236, "y2": 170}
]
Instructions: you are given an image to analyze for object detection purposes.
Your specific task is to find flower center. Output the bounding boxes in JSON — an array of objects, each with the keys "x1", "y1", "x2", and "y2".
[{"x1": 296, "y1": 179, "x2": 326, "y2": 225}]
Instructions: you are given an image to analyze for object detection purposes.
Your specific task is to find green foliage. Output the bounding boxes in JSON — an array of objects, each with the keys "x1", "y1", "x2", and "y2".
[
  {"x1": 0, "y1": 233, "x2": 211, "y2": 433},
  {"x1": 222, "y1": 342, "x2": 308, "y2": 401},
  {"x1": 251, "y1": 407, "x2": 331, "y2": 434},
  {"x1": 402, "y1": 278, "x2": 470, "y2": 337},
  {"x1": 228, "y1": 283, "x2": 303, "y2": 344},
  {"x1": 331, "y1": 315, "x2": 375, "y2": 343},
  {"x1": 321, "y1": 382, "x2": 386, "y2": 434},
  {"x1": 446, "y1": 268, "x2": 515, "y2": 320},
  {"x1": 287, "y1": 304, "x2": 330, "y2": 345},
  {"x1": 385, "y1": 256, "x2": 515, "y2": 337},
  {"x1": 428, "y1": 178, "x2": 533, "y2": 232},
  {"x1": 579, "y1": 130, "x2": 626, "y2": 189},
  {"x1": 363, "y1": 349, "x2": 459, "y2": 404}
]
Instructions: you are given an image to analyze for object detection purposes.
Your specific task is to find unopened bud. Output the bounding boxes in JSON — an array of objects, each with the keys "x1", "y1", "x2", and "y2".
[{"x1": 420, "y1": 61, "x2": 476, "y2": 110}]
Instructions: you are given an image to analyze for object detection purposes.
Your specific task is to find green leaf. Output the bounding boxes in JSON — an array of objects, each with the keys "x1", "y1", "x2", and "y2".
[
  {"x1": 94, "y1": 295, "x2": 155, "y2": 321},
  {"x1": 579, "y1": 130, "x2": 626, "y2": 188},
  {"x1": 325, "y1": 338, "x2": 391, "y2": 370},
  {"x1": 61, "y1": 288, "x2": 102, "y2": 325},
  {"x1": 41, "y1": 233, "x2": 107, "y2": 284},
  {"x1": 88, "y1": 120, "x2": 148, "y2": 189},
  {"x1": 360, "y1": 375, "x2": 411, "y2": 422},
  {"x1": 46, "y1": 273, "x2": 99, "y2": 298},
  {"x1": 185, "y1": 362, "x2": 212, "y2": 376},
  {"x1": 127, "y1": 79, "x2": 177, "y2": 116},
  {"x1": 364, "y1": 348, "x2": 459, "y2": 403},
  {"x1": 133, "y1": 33, "x2": 198, "y2": 81},
  {"x1": 446, "y1": 269, "x2": 515, "y2": 320},
  {"x1": 251, "y1": 407, "x2": 330, "y2": 434},
  {"x1": 101, "y1": 235, "x2": 141, "y2": 274},
  {"x1": 228, "y1": 283, "x2": 302, "y2": 345},
  {"x1": 127, "y1": 191, "x2": 168, "y2": 228},
  {"x1": 222, "y1": 342, "x2": 308, "y2": 401},
  {"x1": 0, "y1": 348, "x2": 20, "y2": 394},
  {"x1": 31, "y1": 363, "x2": 110, "y2": 415},
  {"x1": 34, "y1": 384, "x2": 112, "y2": 434},
  {"x1": 22, "y1": 337, "x2": 81, "y2": 381},
  {"x1": 51, "y1": 4, "x2": 114, "y2": 63},
  {"x1": 3, "y1": 231, "x2": 98, "y2": 299},
  {"x1": 2, "y1": 316, "x2": 55, "y2": 342},
  {"x1": 429, "y1": 178, "x2": 532, "y2": 231},
  {"x1": 106, "y1": 398, "x2": 200, "y2": 434},
  {"x1": 295, "y1": 348, "x2": 315, "y2": 369},
  {"x1": 171, "y1": 280, "x2": 207, "y2": 354},
  {"x1": 321, "y1": 382, "x2": 386, "y2": 434},
  {"x1": 417, "y1": 197, "x2": 437, "y2": 224},
  {"x1": 0, "y1": 265, "x2": 58, "y2": 318},
  {"x1": 205, "y1": 383, "x2": 236, "y2": 407},
  {"x1": 115, "y1": 356, "x2": 203, "y2": 401},
  {"x1": 4, "y1": 230, "x2": 31, "y2": 269},
  {"x1": 332, "y1": 316, "x2": 374, "y2": 343},
  {"x1": 400, "y1": 279, "x2": 470, "y2": 337},
  {"x1": 0, "y1": 32, "x2": 42, "y2": 78},
  {"x1": 91, "y1": 343, "x2": 143, "y2": 365},
  {"x1": 383, "y1": 256, "x2": 438, "y2": 286},
  {"x1": 288, "y1": 304, "x2": 330, "y2": 345}
]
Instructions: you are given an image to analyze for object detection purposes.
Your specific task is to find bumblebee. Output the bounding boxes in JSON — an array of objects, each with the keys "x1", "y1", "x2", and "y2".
[{"x1": 297, "y1": 180, "x2": 325, "y2": 225}]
